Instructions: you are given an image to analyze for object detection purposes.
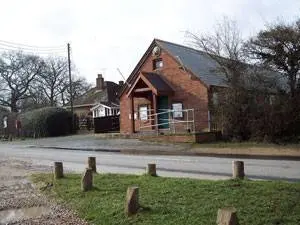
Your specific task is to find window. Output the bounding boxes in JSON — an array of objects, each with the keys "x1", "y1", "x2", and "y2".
[
  {"x1": 139, "y1": 105, "x2": 148, "y2": 121},
  {"x1": 153, "y1": 58, "x2": 163, "y2": 70},
  {"x1": 172, "y1": 103, "x2": 183, "y2": 118}
]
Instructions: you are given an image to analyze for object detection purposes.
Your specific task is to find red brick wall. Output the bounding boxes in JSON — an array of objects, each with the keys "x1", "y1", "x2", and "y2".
[{"x1": 120, "y1": 47, "x2": 209, "y2": 134}]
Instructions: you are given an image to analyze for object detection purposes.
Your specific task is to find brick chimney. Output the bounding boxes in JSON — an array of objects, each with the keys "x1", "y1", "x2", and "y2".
[
  {"x1": 96, "y1": 74, "x2": 104, "y2": 90},
  {"x1": 119, "y1": 81, "x2": 124, "y2": 86}
]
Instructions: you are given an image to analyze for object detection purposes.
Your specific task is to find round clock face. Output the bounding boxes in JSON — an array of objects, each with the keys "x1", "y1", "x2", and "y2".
[{"x1": 152, "y1": 46, "x2": 161, "y2": 57}]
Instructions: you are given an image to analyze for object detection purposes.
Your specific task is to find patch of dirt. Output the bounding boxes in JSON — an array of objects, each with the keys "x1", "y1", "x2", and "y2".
[
  {"x1": 0, "y1": 158, "x2": 88, "y2": 225},
  {"x1": 190, "y1": 147, "x2": 300, "y2": 157}
]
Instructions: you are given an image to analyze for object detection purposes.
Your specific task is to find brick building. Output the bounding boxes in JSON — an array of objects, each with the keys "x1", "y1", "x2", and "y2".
[
  {"x1": 67, "y1": 74, "x2": 121, "y2": 118},
  {"x1": 119, "y1": 39, "x2": 229, "y2": 134}
]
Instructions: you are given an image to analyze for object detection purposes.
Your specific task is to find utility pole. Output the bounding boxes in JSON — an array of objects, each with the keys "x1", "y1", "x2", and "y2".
[{"x1": 67, "y1": 43, "x2": 74, "y2": 130}]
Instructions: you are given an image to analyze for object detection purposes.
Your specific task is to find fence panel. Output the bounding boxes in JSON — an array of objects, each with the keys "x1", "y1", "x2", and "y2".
[{"x1": 94, "y1": 115, "x2": 120, "y2": 133}]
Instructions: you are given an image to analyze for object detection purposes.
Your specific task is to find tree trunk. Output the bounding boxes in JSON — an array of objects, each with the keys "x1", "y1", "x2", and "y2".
[{"x1": 11, "y1": 99, "x2": 18, "y2": 113}]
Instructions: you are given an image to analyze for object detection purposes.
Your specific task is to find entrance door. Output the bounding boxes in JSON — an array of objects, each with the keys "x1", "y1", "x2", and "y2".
[{"x1": 157, "y1": 96, "x2": 169, "y2": 129}]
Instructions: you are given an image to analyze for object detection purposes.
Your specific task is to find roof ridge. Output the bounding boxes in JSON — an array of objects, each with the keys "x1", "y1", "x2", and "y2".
[{"x1": 154, "y1": 38, "x2": 208, "y2": 56}]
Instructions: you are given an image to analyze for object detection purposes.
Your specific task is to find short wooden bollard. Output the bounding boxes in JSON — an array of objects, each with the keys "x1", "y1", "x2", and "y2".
[
  {"x1": 54, "y1": 162, "x2": 64, "y2": 179},
  {"x1": 88, "y1": 157, "x2": 97, "y2": 173},
  {"x1": 125, "y1": 186, "x2": 139, "y2": 216},
  {"x1": 147, "y1": 163, "x2": 157, "y2": 176},
  {"x1": 81, "y1": 168, "x2": 93, "y2": 191},
  {"x1": 217, "y1": 207, "x2": 239, "y2": 225},
  {"x1": 232, "y1": 161, "x2": 244, "y2": 179}
]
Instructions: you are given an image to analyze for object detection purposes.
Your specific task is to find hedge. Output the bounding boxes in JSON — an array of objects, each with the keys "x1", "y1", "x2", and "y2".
[{"x1": 19, "y1": 107, "x2": 73, "y2": 138}]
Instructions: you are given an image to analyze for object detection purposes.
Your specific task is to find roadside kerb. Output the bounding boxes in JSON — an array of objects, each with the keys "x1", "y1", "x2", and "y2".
[{"x1": 28, "y1": 145, "x2": 300, "y2": 161}]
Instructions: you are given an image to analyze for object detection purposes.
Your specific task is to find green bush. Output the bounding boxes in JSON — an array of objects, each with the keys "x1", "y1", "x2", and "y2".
[{"x1": 19, "y1": 107, "x2": 73, "y2": 138}]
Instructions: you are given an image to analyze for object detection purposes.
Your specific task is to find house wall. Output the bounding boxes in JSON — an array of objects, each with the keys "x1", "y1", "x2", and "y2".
[
  {"x1": 73, "y1": 106, "x2": 92, "y2": 118},
  {"x1": 92, "y1": 105, "x2": 120, "y2": 118},
  {"x1": 93, "y1": 105, "x2": 106, "y2": 118},
  {"x1": 120, "y1": 48, "x2": 209, "y2": 134}
]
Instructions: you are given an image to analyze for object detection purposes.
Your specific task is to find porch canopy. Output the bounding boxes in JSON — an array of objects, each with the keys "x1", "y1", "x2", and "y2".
[
  {"x1": 126, "y1": 72, "x2": 174, "y2": 97},
  {"x1": 126, "y1": 72, "x2": 174, "y2": 132}
]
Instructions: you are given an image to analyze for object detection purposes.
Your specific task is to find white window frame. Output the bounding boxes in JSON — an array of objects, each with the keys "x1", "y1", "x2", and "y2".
[{"x1": 153, "y1": 58, "x2": 163, "y2": 70}]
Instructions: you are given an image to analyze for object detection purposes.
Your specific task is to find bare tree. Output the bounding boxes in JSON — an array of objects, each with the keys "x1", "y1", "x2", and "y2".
[
  {"x1": 60, "y1": 75, "x2": 92, "y2": 106},
  {"x1": 37, "y1": 57, "x2": 69, "y2": 106},
  {"x1": 186, "y1": 18, "x2": 253, "y2": 139},
  {"x1": 186, "y1": 18, "x2": 281, "y2": 140},
  {"x1": 0, "y1": 51, "x2": 44, "y2": 112},
  {"x1": 186, "y1": 17, "x2": 247, "y2": 87}
]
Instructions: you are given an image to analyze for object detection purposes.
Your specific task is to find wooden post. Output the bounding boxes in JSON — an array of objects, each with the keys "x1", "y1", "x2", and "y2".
[
  {"x1": 147, "y1": 163, "x2": 157, "y2": 176},
  {"x1": 232, "y1": 161, "x2": 244, "y2": 179},
  {"x1": 81, "y1": 168, "x2": 93, "y2": 191},
  {"x1": 88, "y1": 157, "x2": 96, "y2": 173},
  {"x1": 130, "y1": 94, "x2": 135, "y2": 133},
  {"x1": 54, "y1": 162, "x2": 64, "y2": 179},
  {"x1": 217, "y1": 207, "x2": 239, "y2": 225},
  {"x1": 152, "y1": 93, "x2": 158, "y2": 132},
  {"x1": 125, "y1": 186, "x2": 139, "y2": 216}
]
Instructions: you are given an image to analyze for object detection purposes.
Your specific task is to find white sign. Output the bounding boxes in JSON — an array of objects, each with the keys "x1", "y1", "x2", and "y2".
[
  {"x1": 172, "y1": 103, "x2": 183, "y2": 118},
  {"x1": 139, "y1": 106, "x2": 148, "y2": 121}
]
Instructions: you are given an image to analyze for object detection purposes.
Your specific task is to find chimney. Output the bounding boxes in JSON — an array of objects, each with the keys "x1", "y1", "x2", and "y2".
[
  {"x1": 119, "y1": 81, "x2": 124, "y2": 86},
  {"x1": 96, "y1": 74, "x2": 104, "y2": 90}
]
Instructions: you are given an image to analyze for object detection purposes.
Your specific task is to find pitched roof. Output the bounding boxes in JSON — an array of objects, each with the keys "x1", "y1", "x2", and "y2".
[
  {"x1": 0, "y1": 105, "x2": 10, "y2": 112},
  {"x1": 90, "y1": 102, "x2": 119, "y2": 110},
  {"x1": 120, "y1": 38, "x2": 286, "y2": 96},
  {"x1": 156, "y1": 39, "x2": 228, "y2": 87},
  {"x1": 119, "y1": 39, "x2": 228, "y2": 97},
  {"x1": 142, "y1": 72, "x2": 174, "y2": 94},
  {"x1": 71, "y1": 81, "x2": 120, "y2": 107}
]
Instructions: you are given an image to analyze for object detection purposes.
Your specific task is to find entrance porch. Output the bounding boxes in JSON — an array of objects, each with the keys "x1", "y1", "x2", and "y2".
[{"x1": 126, "y1": 72, "x2": 195, "y2": 134}]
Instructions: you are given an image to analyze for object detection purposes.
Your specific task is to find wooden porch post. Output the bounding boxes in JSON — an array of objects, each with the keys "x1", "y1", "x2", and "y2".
[
  {"x1": 152, "y1": 93, "x2": 158, "y2": 132},
  {"x1": 130, "y1": 94, "x2": 135, "y2": 133}
]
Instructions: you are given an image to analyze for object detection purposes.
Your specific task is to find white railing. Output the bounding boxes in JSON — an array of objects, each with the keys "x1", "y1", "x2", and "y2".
[{"x1": 138, "y1": 108, "x2": 195, "y2": 134}]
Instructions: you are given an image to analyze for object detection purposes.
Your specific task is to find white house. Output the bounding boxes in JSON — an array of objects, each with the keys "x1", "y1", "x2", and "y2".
[{"x1": 90, "y1": 102, "x2": 120, "y2": 118}]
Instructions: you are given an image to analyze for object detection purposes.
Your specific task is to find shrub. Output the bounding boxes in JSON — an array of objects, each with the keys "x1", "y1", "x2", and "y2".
[{"x1": 19, "y1": 107, "x2": 73, "y2": 138}]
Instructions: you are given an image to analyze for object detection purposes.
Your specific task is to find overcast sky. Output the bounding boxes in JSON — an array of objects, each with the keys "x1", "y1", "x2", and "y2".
[{"x1": 1, "y1": 0, "x2": 300, "y2": 85}]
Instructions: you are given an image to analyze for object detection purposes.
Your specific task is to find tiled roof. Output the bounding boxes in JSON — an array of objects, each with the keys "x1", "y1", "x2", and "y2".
[
  {"x1": 156, "y1": 39, "x2": 286, "y2": 89},
  {"x1": 119, "y1": 39, "x2": 286, "y2": 97},
  {"x1": 142, "y1": 72, "x2": 174, "y2": 94},
  {"x1": 0, "y1": 106, "x2": 9, "y2": 112},
  {"x1": 156, "y1": 39, "x2": 228, "y2": 87},
  {"x1": 72, "y1": 81, "x2": 120, "y2": 106}
]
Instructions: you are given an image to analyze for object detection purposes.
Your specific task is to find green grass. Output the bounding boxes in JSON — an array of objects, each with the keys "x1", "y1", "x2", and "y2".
[
  {"x1": 192, "y1": 141, "x2": 300, "y2": 149},
  {"x1": 31, "y1": 173, "x2": 300, "y2": 225}
]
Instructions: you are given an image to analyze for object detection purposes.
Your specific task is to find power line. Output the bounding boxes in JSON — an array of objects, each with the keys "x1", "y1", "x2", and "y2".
[
  {"x1": 0, "y1": 43, "x2": 65, "y2": 52},
  {"x1": 0, "y1": 39, "x2": 65, "y2": 50},
  {"x1": 0, "y1": 46, "x2": 66, "y2": 55}
]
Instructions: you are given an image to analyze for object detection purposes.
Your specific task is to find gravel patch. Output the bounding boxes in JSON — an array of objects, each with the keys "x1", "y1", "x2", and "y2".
[{"x1": 0, "y1": 158, "x2": 88, "y2": 225}]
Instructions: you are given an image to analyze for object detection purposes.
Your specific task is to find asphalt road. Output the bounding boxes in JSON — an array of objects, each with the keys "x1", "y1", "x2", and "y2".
[{"x1": 0, "y1": 142, "x2": 299, "y2": 182}]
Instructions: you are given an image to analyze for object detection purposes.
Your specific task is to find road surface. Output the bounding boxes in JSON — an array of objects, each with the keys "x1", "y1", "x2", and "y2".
[{"x1": 0, "y1": 142, "x2": 299, "y2": 182}]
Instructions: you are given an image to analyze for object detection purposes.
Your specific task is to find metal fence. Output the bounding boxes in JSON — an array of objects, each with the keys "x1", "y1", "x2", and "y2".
[{"x1": 139, "y1": 108, "x2": 195, "y2": 134}]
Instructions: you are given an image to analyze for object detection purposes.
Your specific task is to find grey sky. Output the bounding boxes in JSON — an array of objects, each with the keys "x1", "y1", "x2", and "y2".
[{"x1": 0, "y1": 0, "x2": 299, "y2": 84}]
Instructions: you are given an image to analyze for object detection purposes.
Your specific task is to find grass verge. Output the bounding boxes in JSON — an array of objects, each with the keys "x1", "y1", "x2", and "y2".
[{"x1": 31, "y1": 173, "x2": 300, "y2": 225}]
